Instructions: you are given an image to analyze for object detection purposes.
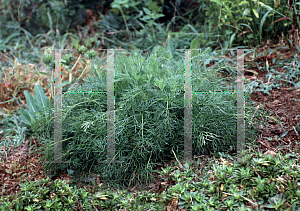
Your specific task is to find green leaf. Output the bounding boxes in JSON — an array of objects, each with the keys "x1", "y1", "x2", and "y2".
[
  {"x1": 190, "y1": 38, "x2": 199, "y2": 49},
  {"x1": 47, "y1": 9, "x2": 53, "y2": 32},
  {"x1": 18, "y1": 108, "x2": 31, "y2": 126},
  {"x1": 143, "y1": 7, "x2": 151, "y2": 15},
  {"x1": 224, "y1": 4, "x2": 232, "y2": 16},
  {"x1": 140, "y1": 16, "x2": 151, "y2": 21},
  {"x1": 190, "y1": 38, "x2": 199, "y2": 58},
  {"x1": 34, "y1": 85, "x2": 50, "y2": 112},
  {"x1": 111, "y1": 2, "x2": 122, "y2": 10},
  {"x1": 38, "y1": 71, "x2": 50, "y2": 76},
  {"x1": 81, "y1": 58, "x2": 87, "y2": 64},
  {"x1": 255, "y1": 1, "x2": 284, "y2": 17},
  {"x1": 229, "y1": 33, "x2": 236, "y2": 48},
  {"x1": 24, "y1": 90, "x2": 39, "y2": 114},
  {"x1": 29, "y1": 113, "x2": 37, "y2": 127},
  {"x1": 19, "y1": 108, "x2": 36, "y2": 127},
  {"x1": 153, "y1": 14, "x2": 165, "y2": 19},
  {"x1": 252, "y1": 9, "x2": 259, "y2": 18},
  {"x1": 243, "y1": 9, "x2": 250, "y2": 16},
  {"x1": 210, "y1": 0, "x2": 222, "y2": 6},
  {"x1": 239, "y1": 1, "x2": 249, "y2": 6},
  {"x1": 259, "y1": 10, "x2": 271, "y2": 43},
  {"x1": 167, "y1": 34, "x2": 174, "y2": 58}
]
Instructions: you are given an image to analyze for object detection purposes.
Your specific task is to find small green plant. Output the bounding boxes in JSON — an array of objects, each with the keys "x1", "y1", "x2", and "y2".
[
  {"x1": 111, "y1": 0, "x2": 141, "y2": 35},
  {"x1": 17, "y1": 85, "x2": 53, "y2": 135},
  {"x1": 263, "y1": 193, "x2": 288, "y2": 210},
  {"x1": 0, "y1": 114, "x2": 27, "y2": 149},
  {"x1": 139, "y1": 7, "x2": 165, "y2": 28}
]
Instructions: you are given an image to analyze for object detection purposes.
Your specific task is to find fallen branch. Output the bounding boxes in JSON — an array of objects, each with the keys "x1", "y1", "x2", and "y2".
[
  {"x1": 222, "y1": 191, "x2": 258, "y2": 207},
  {"x1": 251, "y1": 105, "x2": 260, "y2": 119}
]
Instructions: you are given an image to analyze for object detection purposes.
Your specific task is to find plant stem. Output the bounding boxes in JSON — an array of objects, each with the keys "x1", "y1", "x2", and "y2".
[{"x1": 119, "y1": 9, "x2": 130, "y2": 42}]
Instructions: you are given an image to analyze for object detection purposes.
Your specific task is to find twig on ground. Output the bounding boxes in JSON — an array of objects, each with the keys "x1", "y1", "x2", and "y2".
[{"x1": 251, "y1": 105, "x2": 260, "y2": 119}]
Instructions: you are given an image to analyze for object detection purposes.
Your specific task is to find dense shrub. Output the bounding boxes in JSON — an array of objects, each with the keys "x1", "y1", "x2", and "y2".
[{"x1": 40, "y1": 45, "x2": 238, "y2": 188}]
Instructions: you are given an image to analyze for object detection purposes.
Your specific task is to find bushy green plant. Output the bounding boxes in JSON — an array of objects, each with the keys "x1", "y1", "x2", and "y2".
[{"x1": 39, "y1": 45, "x2": 241, "y2": 189}]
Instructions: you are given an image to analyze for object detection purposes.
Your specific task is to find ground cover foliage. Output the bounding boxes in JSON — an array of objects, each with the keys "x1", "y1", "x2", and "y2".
[
  {"x1": 30, "y1": 45, "x2": 261, "y2": 189},
  {"x1": 1, "y1": 145, "x2": 300, "y2": 210}
]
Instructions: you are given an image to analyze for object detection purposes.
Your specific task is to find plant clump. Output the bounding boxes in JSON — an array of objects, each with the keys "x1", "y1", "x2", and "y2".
[{"x1": 38, "y1": 45, "x2": 239, "y2": 188}]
